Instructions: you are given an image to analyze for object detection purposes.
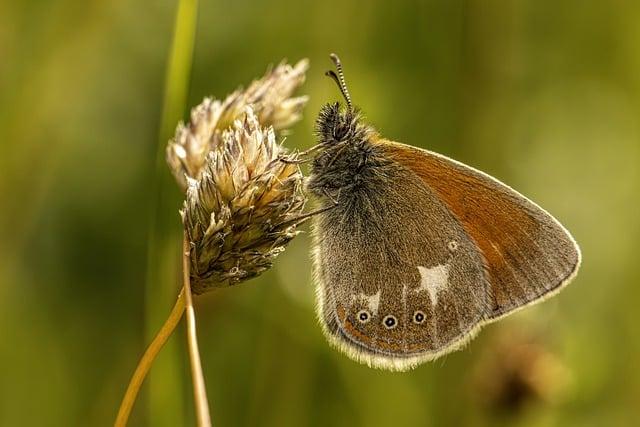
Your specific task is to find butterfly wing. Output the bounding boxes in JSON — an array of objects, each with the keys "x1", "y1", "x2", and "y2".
[
  {"x1": 313, "y1": 139, "x2": 580, "y2": 371},
  {"x1": 375, "y1": 140, "x2": 581, "y2": 320},
  {"x1": 313, "y1": 149, "x2": 492, "y2": 370}
]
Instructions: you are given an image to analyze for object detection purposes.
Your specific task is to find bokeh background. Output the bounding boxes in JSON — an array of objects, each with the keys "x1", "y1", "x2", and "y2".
[{"x1": 1, "y1": 0, "x2": 639, "y2": 426}]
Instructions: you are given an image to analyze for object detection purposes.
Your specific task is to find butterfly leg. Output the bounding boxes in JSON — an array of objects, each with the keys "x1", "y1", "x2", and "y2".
[
  {"x1": 321, "y1": 187, "x2": 340, "y2": 205},
  {"x1": 278, "y1": 144, "x2": 323, "y2": 164},
  {"x1": 275, "y1": 187, "x2": 339, "y2": 227}
]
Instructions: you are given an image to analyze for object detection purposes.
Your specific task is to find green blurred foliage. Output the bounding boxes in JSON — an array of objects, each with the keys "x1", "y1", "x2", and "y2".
[{"x1": 1, "y1": 0, "x2": 639, "y2": 426}]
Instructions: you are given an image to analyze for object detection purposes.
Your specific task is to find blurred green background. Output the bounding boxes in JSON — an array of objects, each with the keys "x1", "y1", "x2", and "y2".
[{"x1": 1, "y1": 0, "x2": 639, "y2": 426}]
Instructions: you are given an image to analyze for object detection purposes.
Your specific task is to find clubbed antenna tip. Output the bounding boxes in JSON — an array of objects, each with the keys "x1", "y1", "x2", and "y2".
[{"x1": 325, "y1": 53, "x2": 353, "y2": 110}]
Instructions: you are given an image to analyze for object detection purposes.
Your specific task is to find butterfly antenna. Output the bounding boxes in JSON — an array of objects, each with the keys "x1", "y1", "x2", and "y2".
[{"x1": 325, "y1": 53, "x2": 353, "y2": 111}]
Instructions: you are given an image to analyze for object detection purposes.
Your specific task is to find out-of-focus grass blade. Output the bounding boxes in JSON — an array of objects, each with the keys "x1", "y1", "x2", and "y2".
[{"x1": 145, "y1": 0, "x2": 198, "y2": 426}]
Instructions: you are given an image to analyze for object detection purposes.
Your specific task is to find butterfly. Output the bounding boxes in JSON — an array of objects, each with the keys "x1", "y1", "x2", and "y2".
[{"x1": 305, "y1": 54, "x2": 581, "y2": 371}]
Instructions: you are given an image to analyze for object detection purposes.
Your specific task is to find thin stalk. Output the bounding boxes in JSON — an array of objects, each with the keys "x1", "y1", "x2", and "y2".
[
  {"x1": 182, "y1": 233, "x2": 212, "y2": 427},
  {"x1": 145, "y1": 0, "x2": 199, "y2": 424},
  {"x1": 115, "y1": 289, "x2": 187, "y2": 427}
]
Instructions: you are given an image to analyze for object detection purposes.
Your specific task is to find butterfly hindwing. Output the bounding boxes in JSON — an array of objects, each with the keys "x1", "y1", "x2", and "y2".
[{"x1": 313, "y1": 152, "x2": 491, "y2": 370}]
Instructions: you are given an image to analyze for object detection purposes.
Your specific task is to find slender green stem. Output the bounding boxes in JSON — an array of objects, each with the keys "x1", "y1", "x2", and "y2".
[
  {"x1": 159, "y1": 0, "x2": 200, "y2": 144},
  {"x1": 145, "y1": 0, "x2": 199, "y2": 424},
  {"x1": 115, "y1": 289, "x2": 186, "y2": 427},
  {"x1": 182, "y1": 234, "x2": 212, "y2": 426}
]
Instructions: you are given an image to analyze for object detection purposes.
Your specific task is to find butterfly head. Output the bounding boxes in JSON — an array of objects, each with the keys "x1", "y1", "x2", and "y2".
[
  {"x1": 315, "y1": 54, "x2": 370, "y2": 146},
  {"x1": 315, "y1": 102, "x2": 363, "y2": 145},
  {"x1": 309, "y1": 54, "x2": 390, "y2": 198}
]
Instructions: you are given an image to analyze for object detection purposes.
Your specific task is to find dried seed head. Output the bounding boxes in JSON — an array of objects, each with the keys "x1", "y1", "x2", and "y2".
[
  {"x1": 167, "y1": 59, "x2": 309, "y2": 191},
  {"x1": 181, "y1": 107, "x2": 306, "y2": 294}
]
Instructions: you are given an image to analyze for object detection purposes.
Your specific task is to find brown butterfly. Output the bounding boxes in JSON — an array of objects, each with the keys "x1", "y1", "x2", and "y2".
[{"x1": 305, "y1": 54, "x2": 581, "y2": 371}]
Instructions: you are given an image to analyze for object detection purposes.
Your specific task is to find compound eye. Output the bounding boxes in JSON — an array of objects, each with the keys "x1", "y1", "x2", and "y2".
[
  {"x1": 383, "y1": 315, "x2": 397, "y2": 329},
  {"x1": 356, "y1": 310, "x2": 371, "y2": 324},
  {"x1": 333, "y1": 125, "x2": 348, "y2": 141},
  {"x1": 413, "y1": 310, "x2": 426, "y2": 324}
]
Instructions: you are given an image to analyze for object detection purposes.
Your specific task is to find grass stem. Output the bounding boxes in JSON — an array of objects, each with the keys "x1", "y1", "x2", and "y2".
[
  {"x1": 115, "y1": 289, "x2": 186, "y2": 427},
  {"x1": 144, "y1": 0, "x2": 199, "y2": 424},
  {"x1": 182, "y1": 233, "x2": 212, "y2": 427}
]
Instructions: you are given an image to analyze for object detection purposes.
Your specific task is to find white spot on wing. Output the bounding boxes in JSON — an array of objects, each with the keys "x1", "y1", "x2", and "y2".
[
  {"x1": 417, "y1": 264, "x2": 450, "y2": 306},
  {"x1": 352, "y1": 290, "x2": 381, "y2": 315}
]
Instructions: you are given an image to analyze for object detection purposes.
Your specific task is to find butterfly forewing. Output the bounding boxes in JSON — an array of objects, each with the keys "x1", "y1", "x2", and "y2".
[{"x1": 375, "y1": 140, "x2": 581, "y2": 319}]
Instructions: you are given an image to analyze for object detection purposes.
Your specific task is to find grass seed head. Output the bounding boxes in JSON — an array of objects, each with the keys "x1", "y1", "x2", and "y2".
[
  {"x1": 180, "y1": 106, "x2": 306, "y2": 293},
  {"x1": 167, "y1": 59, "x2": 309, "y2": 191}
]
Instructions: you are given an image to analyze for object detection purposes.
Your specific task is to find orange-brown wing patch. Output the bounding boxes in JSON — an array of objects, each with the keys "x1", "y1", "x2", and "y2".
[{"x1": 376, "y1": 139, "x2": 580, "y2": 318}]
